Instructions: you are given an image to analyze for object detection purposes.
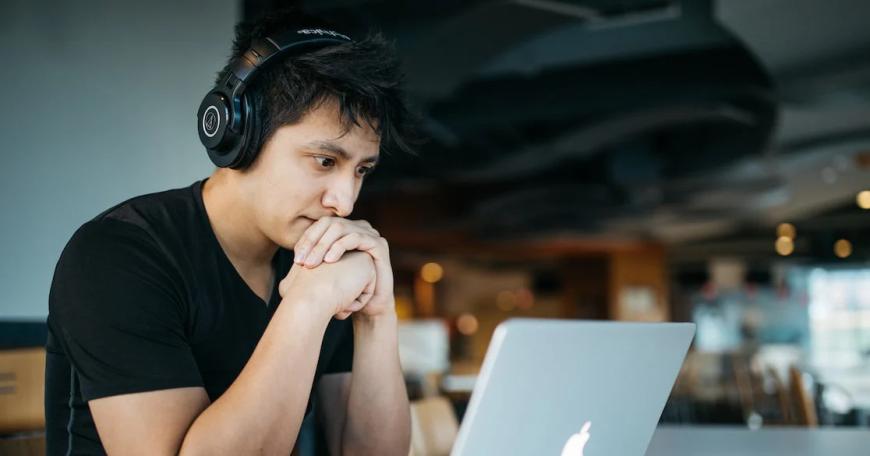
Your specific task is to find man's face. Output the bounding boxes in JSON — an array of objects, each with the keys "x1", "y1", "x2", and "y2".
[{"x1": 239, "y1": 99, "x2": 380, "y2": 249}]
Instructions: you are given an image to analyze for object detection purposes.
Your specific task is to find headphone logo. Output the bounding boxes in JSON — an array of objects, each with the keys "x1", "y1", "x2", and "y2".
[
  {"x1": 297, "y1": 28, "x2": 351, "y2": 41},
  {"x1": 202, "y1": 106, "x2": 220, "y2": 137}
]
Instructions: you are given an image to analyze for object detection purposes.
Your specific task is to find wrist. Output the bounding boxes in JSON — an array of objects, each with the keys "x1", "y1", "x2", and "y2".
[
  {"x1": 281, "y1": 284, "x2": 337, "y2": 324},
  {"x1": 353, "y1": 308, "x2": 398, "y2": 333}
]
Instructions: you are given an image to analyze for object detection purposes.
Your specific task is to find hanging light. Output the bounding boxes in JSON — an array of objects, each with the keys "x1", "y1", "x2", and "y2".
[
  {"x1": 777, "y1": 223, "x2": 796, "y2": 239},
  {"x1": 834, "y1": 239, "x2": 852, "y2": 259},
  {"x1": 456, "y1": 313, "x2": 479, "y2": 336},
  {"x1": 775, "y1": 236, "x2": 794, "y2": 256},
  {"x1": 420, "y1": 262, "x2": 444, "y2": 283},
  {"x1": 857, "y1": 190, "x2": 870, "y2": 210}
]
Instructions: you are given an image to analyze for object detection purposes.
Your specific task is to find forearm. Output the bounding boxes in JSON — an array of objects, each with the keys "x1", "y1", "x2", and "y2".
[
  {"x1": 180, "y1": 297, "x2": 332, "y2": 455},
  {"x1": 343, "y1": 311, "x2": 411, "y2": 456}
]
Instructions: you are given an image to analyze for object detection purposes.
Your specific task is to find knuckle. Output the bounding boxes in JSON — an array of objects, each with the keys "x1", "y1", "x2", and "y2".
[
  {"x1": 326, "y1": 222, "x2": 344, "y2": 237},
  {"x1": 333, "y1": 235, "x2": 352, "y2": 249},
  {"x1": 313, "y1": 237, "x2": 329, "y2": 250},
  {"x1": 358, "y1": 220, "x2": 378, "y2": 233}
]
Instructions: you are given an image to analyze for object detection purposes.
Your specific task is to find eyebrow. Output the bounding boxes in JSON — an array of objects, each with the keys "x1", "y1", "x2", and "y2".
[{"x1": 305, "y1": 140, "x2": 379, "y2": 165}]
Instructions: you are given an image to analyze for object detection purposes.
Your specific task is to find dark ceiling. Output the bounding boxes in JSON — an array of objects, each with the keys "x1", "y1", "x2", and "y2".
[{"x1": 245, "y1": 0, "x2": 870, "y2": 260}]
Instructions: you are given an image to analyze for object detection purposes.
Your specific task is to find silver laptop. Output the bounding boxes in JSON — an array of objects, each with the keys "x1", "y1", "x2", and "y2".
[{"x1": 451, "y1": 319, "x2": 695, "y2": 456}]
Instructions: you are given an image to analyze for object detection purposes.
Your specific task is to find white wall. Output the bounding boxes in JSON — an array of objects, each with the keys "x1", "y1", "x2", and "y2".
[{"x1": 0, "y1": 0, "x2": 238, "y2": 319}]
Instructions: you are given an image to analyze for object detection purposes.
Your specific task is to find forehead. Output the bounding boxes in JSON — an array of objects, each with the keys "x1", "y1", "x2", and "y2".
[{"x1": 296, "y1": 99, "x2": 381, "y2": 157}]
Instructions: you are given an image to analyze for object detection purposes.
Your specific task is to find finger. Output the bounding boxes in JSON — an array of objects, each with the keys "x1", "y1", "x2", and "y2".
[
  {"x1": 302, "y1": 222, "x2": 346, "y2": 268},
  {"x1": 294, "y1": 217, "x2": 334, "y2": 264},
  {"x1": 353, "y1": 219, "x2": 380, "y2": 237},
  {"x1": 362, "y1": 270, "x2": 377, "y2": 306},
  {"x1": 349, "y1": 299, "x2": 367, "y2": 313},
  {"x1": 350, "y1": 271, "x2": 377, "y2": 312},
  {"x1": 308, "y1": 221, "x2": 380, "y2": 266},
  {"x1": 278, "y1": 277, "x2": 288, "y2": 298},
  {"x1": 322, "y1": 243, "x2": 347, "y2": 264},
  {"x1": 335, "y1": 310, "x2": 353, "y2": 320},
  {"x1": 339, "y1": 234, "x2": 390, "y2": 272},
  {"x1": 323, "y1": 232, "x2": 380, "y2": 263},
  {"x1": 354, "y1": 282, "x2": 375, "y2": 310},
  {"x1": 297, "y1": 218, "x2": 376, "y2": 265},
  {"x1": 367, "y1": 237, "x2": 394, "y2": 298},
  {"x1": 357, "y1": 236, "x2": 390, "y2": 262}
]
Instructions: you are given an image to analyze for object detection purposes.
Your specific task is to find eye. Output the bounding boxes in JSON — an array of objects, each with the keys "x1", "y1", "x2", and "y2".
[
  {"x1": 313, "y1": 156, "x2": 336, "y2": 169},
  {"x1": 357, "y1": 165, "x2": 376, "y2": 177}
]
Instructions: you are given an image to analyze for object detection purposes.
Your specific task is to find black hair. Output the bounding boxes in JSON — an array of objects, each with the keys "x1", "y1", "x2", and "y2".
[{"x1": 215, "y1": 9, "x2": 418, "y2": 162}]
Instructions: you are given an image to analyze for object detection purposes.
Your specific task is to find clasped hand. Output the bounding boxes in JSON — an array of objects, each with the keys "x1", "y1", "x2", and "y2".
[{"x1": 278, "y1": 217, "x2": 393, "y2": 320}]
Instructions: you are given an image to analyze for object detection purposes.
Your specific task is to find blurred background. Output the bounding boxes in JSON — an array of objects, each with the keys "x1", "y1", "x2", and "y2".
[{"x1": 2, "y1": 0, "x2": 869, "y2": 454}]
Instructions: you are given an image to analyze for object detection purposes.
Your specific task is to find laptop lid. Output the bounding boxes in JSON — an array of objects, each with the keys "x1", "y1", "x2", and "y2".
[{"x1": 451, "y1": 319, "x2": 695, "y2": 456}]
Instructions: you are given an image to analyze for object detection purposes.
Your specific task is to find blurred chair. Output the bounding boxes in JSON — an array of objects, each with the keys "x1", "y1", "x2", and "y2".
[
  {"x1": 754, "y1": 363, "x2": 820, "y2": 427},
  {"x1": 732, "y1": 353, "x2": 789, "y2": 426},
  {"x1": 788, "y1": 366, "x2": 819, "y2": 427},
  {"x1": 0, "y1": 348, "x2": 46, "y2": 455},
  {"x1": 766, "y1": 366, "x2": 792, "y2": 424},
  {"x1": 731, "y1": 352, "x2": 762, "y2": 423},
  {"x1": 409, "y1": 396, "x2": 459, "y2": 456}
]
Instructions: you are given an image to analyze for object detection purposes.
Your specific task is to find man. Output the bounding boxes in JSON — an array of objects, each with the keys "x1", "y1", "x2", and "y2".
[{"x1": 45, "y1": 10, "x2": 415, "y2": 455}]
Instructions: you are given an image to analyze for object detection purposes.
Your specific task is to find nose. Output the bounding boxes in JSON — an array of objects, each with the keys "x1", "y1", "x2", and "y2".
[{"x1": 321, "y1": 175, "x2": 357, "y2": 217}]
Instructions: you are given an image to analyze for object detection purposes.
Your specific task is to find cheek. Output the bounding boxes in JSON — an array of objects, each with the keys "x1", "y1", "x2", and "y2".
[
  {"x1": 252, "y1": 159, "x2": 325, "y2": 220},
  {"x1": 269, "y1": 186, "x2": 321, "y2": 226}
]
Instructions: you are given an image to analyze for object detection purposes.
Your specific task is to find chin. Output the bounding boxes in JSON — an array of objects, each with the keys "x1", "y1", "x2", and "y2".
[{"x1": 283, "y1": 218, "x2": 312, "y2": 246}]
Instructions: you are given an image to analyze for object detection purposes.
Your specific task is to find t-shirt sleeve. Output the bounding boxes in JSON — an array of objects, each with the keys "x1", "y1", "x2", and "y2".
[
  {"x1": 320, "y1": 318, "x2": 354, "y2": 375},
  {"x1": 48, "y1": 218, "x2": 203, "y2": 401}
]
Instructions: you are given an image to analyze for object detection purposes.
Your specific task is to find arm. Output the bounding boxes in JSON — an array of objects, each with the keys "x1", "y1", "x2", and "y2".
[
  {"x1": 180, "y1": 296, "x2": 333, "y2": 455},
  {"x1": 91, "y1": 291, "x2": 332, "y2": 456},
  {"x1": 317, "y1": 312, "x2": 410, "y2": 456},
  {"x1": 89, "y1": 252, "x2": 377, "y2": 456},
  {"x1": 343, "y1": 311, "x2": 410, "y2": 456}
]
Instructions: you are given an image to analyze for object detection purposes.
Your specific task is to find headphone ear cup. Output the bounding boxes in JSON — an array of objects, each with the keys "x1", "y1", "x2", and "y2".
[{"x1": 199, "y1": 91, "x2": 244, "y2": 168}]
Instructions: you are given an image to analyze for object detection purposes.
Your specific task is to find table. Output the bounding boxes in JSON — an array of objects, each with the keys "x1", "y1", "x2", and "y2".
[{"x1": 645, "y1": 426, "x2": 870, "y2": 455}]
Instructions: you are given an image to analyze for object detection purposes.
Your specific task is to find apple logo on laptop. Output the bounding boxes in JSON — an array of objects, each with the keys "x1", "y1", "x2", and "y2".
[{"x1": 560, "y1": 421, "x2": 591, "y2": 456}]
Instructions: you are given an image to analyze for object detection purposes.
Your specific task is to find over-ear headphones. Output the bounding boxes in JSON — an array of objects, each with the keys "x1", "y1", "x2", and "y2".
[{"x1": 197, "y1": 28, "x2": 353, "y2": 169}]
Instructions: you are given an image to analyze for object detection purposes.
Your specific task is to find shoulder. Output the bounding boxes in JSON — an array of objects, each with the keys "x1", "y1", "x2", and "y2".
[
  {"x1": 93, "y1": 182, "x2": 200, "y2": 233},
  {"x1": 49, "y1": 216, "x2": 189, "y2": 334},
  {"x1": 60, "y1": 181, "x2": 203, "y2": 265},
  {"x1": 52, "y1": 216, "x2": 183, "y2": 303},
  {"x1": 59, "y1": 217, "x2": 158, "y2": 270},
  {"x1": 51, "y1": 183, "x2": 203, "y2": 303}
]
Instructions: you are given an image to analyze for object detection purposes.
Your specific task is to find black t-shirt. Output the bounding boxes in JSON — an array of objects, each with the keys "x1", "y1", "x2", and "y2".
[{"x1": 45, "y1": 179, "x2": 353, "y2": 455}]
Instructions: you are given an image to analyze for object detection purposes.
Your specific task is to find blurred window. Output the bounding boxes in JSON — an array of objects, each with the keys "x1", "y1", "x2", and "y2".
[{"x1": 808, "y1": 268, "x2": 870, "y2": 369}]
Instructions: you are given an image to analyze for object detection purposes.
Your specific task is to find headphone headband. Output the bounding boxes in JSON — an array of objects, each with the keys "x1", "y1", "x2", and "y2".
[
  {"x1": 228, "y1": 29, "x2": 352, "y2": 92},
  {"x1": 198, "y1": 27, "x2": 353, "y2": 168}
]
